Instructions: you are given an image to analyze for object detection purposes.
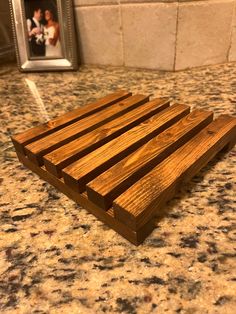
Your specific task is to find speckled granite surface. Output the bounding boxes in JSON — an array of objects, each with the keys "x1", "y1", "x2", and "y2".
[{"x1": 0, "y1": 62, "x2": 235, "y2": 314}]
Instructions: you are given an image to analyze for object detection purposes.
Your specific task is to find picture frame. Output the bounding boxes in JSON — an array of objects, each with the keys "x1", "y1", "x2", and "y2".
[{"x1": 9, "y1": 0, "x2": 78, "y2": 72}]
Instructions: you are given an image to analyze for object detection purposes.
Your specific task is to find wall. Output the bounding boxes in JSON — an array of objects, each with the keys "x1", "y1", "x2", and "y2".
[
  {"x1": 75, "y1": 0, "x2": 236, "y2": 70},
  {"x1": 2, "y1": 0, "x2": 236, "y2": 70},
  {"x1": 0, "y1": 1, "x2": 15, "y2": 62}
]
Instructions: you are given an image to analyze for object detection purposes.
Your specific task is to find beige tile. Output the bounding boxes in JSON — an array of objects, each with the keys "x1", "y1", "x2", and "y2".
[
  {"x1": 121, "y1": 0, "x2": 176, "y2": 3},
  {"x1": 75, "y1": 6, "x2": 123, "y2": 66},
  {"x1": 178, "y1": 0, "x2": 209, "y2": 2},
  {"x1": 74, "y1": 0, "x2": 118, "y2": 6},
  {"x1": 122, "y1": 3, "x2": 177, "y2": 70},
  {"x1": 0, "y1": 1, "x2": 10, "y2": 12},
  {"x1": 228, "y1": 4, "x2": 236, "y2": 62},
  {"x1": 175, "y1": 0, "x2": 234, "y2": 70},
  {"x1": 0, "y1": 13, "x2": 13, "y2": 47}
]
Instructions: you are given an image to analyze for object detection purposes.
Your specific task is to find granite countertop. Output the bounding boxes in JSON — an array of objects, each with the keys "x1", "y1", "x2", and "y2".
[{"x1": 0, "y1": 62, "x2": 235, "y2": 314}]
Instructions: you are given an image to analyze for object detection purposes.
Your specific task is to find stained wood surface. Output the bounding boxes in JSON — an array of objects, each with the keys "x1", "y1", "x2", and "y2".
[
  {"x1": 12, "y1": 90, "x2": 236, "y2": 245},
  {"x1": 11, "y1": 90, "x2": 131, "y2": 154},
  {"x1": 43, "y1": 98, "x2": 170, "y2": 177},
  {"x1": 24, "y1": 94, "x2": 149, "y2": 165},
  {"x1": 62, "y1": 104, "x2": 190, "y2": 193},
  {"x1": 15, "y1": 151, "x2": 153, "y2": 245},
  {"x1": 86, "y1": 110, "x2": 214, "y2": 210},
  {"x1": 113, "y1": 115, "x2": 236, "y2": 230}
]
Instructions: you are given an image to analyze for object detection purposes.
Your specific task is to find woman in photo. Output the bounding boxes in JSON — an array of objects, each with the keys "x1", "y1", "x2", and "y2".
[{"x1": 44, "y1": 8, "x2": 62, "y2": 57}]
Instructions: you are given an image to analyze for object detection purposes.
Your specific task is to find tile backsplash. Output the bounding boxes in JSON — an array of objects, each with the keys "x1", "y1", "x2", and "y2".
[
  {"x1": 0, "y1": 1, "x2": 15, "y2": 62},
  {"x1": 2, "y1": 0, "x2": 236, "y2": 70}
]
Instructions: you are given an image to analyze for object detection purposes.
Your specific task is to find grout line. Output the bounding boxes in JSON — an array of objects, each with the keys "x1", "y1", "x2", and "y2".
[
  {"x1": 118, "y1": 0, "x2": 178, "y2": 3},
  {"x1": 0, "y1": 45, "x2": 15, "y2": 59},
  {"x1": 118, "y1": 0, "x2": 125, "y2": 66},
  {"x1": 0, "y1": 44, "x2": 15, "y2": 53},
  {"x1": 73, "y1": 2, "x2": 119, "y2": 8},
  {"x1": 73, "y1": 0, "x2": 231, "y2": 8},
  {"x1": 73, "y1": 1, "x2": 180, "y2": 8},
  {"x1": 173, "y1": 1, "x2": 180, "y2": 71},
  {"x1": 226, "y1": 0, "x2": 236, "y2": 62},
  {"x1": 116, "y1": 0, "x2": 178, "y2": 3}
]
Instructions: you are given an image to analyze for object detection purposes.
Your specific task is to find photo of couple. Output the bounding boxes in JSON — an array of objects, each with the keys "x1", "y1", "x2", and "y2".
[{"x1": 25, "y1": 0, "x2": 62, "y2": 58}]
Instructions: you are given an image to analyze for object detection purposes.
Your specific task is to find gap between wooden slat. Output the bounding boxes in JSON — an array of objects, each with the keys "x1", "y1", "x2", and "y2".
[
  {"x1": 24, "y1": 94, "x2": 149, "y2": 165},
  {"x1": 62, "y1": 103, "x2": 190, "y2": 193},
  {"x1": 113, "y1": 115, "x2": 236, "y2": 230},
  {"x1": 86, "y1": 109, "x2": 213, "y2": 210},
  {"x1": 43, "y1": 97, "x2": 170, "y2": 177},
  {"x1": 11, "y1": 90, "x2": 132, "y2": 154}
]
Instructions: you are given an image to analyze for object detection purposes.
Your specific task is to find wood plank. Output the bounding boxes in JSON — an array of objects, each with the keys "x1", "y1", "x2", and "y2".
[
  {"x1": 86, "y1": 109, "x2": 214, "y2": 210},
  {"x1": 24, "y1": 94, "x2": 149, "y2": 166},
  {"x1": 11, "y1": 90, "x2": 132, "y2": 154},
  {"x1": 15, "y1": 151, "x2": 154, "y2": 245},
  {"x1": 113, "y1": 115, "x2": 236, "y2": 230},
  {"x1": 43, "y1": 98, "x2": 170, "y2": 178},
  {"x1": 62, "y1": 104, "x2": 190, "y2": 193}
]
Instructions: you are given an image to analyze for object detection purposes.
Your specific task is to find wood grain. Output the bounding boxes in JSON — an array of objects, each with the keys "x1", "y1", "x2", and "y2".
[
  {"x1": 62, "y1": 104, "x2": 190, "y2": 193},
  {"x1": 43, "y1": 98, "x2": 170, "y2": 177},
  {"x1": 24, "y1": 94, "x2": 149, "y2": 165},
  {"x1": 86, "y1": 110, "x2": 213, "y2": 210},
  {"x1": 11, "y1": 90, "x2": 132, "y2": 154},
  {"x1": 15, "y1": 151, "x2": 154, "y2": 245},
  {"x1": 113, "y1": 115, "x2": 236, "y2": 230},
  {"x1": 12, "y1": 91, "x2": 236, "y2": 245}
]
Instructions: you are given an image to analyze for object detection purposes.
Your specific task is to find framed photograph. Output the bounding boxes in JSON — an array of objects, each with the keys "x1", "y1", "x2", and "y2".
[{"x1": 9, "y1": 0, "x2": 78, "y2": 71}]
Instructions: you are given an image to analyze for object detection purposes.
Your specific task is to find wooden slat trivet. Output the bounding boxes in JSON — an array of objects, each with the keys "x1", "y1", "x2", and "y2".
[{"x1": 12, "y1": 91, "x2": 236, "y2": 245}]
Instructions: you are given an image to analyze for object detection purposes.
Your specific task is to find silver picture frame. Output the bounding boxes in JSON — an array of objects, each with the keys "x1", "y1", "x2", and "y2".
[{"x1": 9, "y1": 0, "x2": 78, "y2": 72}]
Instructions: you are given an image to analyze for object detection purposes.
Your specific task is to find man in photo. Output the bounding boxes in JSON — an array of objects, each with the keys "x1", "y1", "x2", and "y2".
[{"x1": 27, "y1": 7, "x2": 45, "y2": 57}]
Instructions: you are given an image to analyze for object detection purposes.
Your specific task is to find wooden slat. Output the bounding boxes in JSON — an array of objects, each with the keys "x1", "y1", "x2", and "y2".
[
  {"x1": 113, "y1": 115, "x2": 236, "y2": 230},
  {"x1": 24, "y1": 94, "x2": 149, "y2": 166},
  {"x1": 62, "y1": 104, "x2": 190, "y2": 193},
  {"x1": 11, "y1": 90, "x2": 132, "y2": 154},
  {"x1": 86, "y1": 109, "x2": 214, "y2": 210},
  {"x1": 43, "y1": 98, "x2": 170, "y2": 178}
]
